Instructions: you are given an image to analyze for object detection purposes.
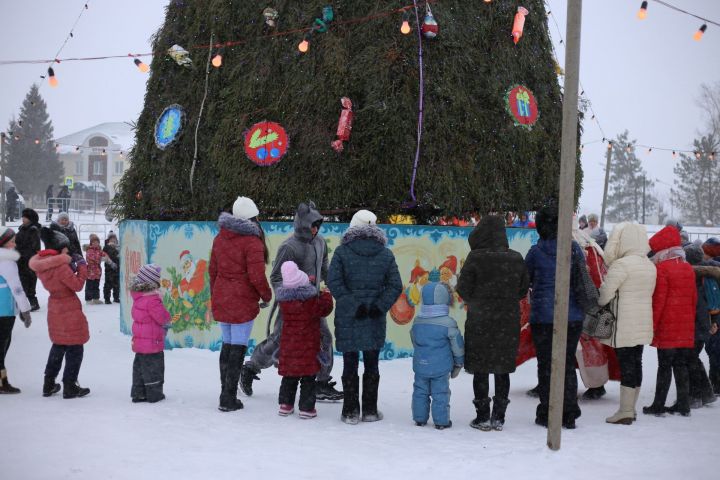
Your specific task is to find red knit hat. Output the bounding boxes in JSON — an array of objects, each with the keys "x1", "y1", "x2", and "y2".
[
  {"x1": 649, "y1": 225, "x2": 681, "y2": 252},
  {"x1": 0, "y1": 228, "x2": 15, "y2": 247}
]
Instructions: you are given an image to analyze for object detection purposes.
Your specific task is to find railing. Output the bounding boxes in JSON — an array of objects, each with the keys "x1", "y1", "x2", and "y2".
[
  {"x1": 45, "y1": 197, "x2": 98, "y2": 221},
  {"x1": 77, "y1": 223, "x2": 116, "y2": 247}
]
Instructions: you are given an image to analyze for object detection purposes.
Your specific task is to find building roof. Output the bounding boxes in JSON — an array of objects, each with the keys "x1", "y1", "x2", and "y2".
[{"x1": 55, "y1": 122, "x2": 134, "y2": 154}]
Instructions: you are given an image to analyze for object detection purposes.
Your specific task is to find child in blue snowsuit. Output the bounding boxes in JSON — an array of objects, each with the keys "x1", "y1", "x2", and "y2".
[{"x1": 410, "y1": 280, "x2": 464, "y2": 429}]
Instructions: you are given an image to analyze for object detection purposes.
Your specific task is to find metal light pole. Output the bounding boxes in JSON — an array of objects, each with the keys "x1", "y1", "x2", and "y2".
[
  {"x1": 0, "y1": 132, "x2": 6, "y2": 227},
  {"x1": 600, "y1": 143, "x2": 612, "y2": 229},
  {"x1": 547, "y1": 0, "x2": 583, "y2": 451}
]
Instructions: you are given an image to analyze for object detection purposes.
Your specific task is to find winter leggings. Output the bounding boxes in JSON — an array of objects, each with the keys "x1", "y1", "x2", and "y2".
[
  {"x1": 131, "y1": 352, "x2": 165, "y2": 402},
  {"x1": 104, "y1": 274, "x2": 120, "y2": 302},
  {"x1": 688, "y1": 340, "x2": 714, "y2": 400},
  {"x1": 247, "y1": 314, "x2": 334, "y2": 382},
  {"x1": 279, "y1": 375, "x2": 316, "y2": 411},
  {"x1": 219, "y1": 321, "x2": 254, "y2": 346},
  {"x1": 0, "y1": 316, "x2": 15, "y2": 370},
  {"x1": 44, "y1": 344, "x2": 84, "y2": 383},
  {"x1": 342, "y1": 350, "x2": 380, "y2": 377},
  {"x1": 85, "y1": 279, "x2": 101, "y2": 301},
  {"x1": 412, "y1": 373, "x2": 451, "y2": 426},
  {"x1": 531, "y1": 322, "x2": 583, "y2": 422},
  {"x1": 651, "y1": 348, "x2": 693, "y2": 410},
  {"x1": 472, "y1": 373, "x2": 510, "y2": 400},
  {"x1": 19, "y1": 261, "x2": 37, "y2": 304},
  {"x1": 615, "y1": 345, "x2": 644, "y2": 388}
]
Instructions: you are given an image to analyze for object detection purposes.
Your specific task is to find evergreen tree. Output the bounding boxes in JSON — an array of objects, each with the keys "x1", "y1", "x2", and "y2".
[
  {"x1": 5, "y1": 84, "x2": 63, "y2": 198},
  {"x1": 115, "y1": 0, "x2": 581, "y2": 221},
  {"x1": 673, "y1": 134, "x2": 720, "y2": 224},
  {"x1": 606, "y1": 131, "x2": 656, "y2": 223}
]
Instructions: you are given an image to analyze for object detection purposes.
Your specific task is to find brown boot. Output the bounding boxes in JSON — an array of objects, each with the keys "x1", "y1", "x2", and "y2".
[{"x1": 0, "y1": 369, "x2": 21, "y2": 394}]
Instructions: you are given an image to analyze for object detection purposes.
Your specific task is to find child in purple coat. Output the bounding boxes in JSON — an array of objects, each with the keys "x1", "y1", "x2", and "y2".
[{"x1": 130, "y1": 264, "x2": 171, "y2": 403}]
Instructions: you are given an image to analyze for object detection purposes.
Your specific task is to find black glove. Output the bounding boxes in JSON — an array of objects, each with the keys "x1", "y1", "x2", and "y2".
[
  {"x1": 355, "y1": 304, "x2": 368, "y2": 318},
  {"x1": 20, "y1": 311, "x2": 32, "y2": 328},
  {"x1": 369, "y1": 305, "x2": 383, "y2": 318}
]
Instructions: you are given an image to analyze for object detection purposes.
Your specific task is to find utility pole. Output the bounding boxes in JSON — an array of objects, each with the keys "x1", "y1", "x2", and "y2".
[
  {"x1": 548, "y1": 0, "x2": 582, "y2": 451},
  {"x1": 642, "y1": 174, "x2": 646, "y2": 224},
  {"x1": 0, "y1": 132, "x2": 6, "y2": 227},
  {"x1": 600, "y1": 142, "x2": 612, "y2": 229}
]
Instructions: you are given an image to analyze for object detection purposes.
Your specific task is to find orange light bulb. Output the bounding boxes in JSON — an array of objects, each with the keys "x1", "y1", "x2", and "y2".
[
  {"x1": 133, "y1": 58, "x2": 149, "y2": 73},
  {"x1": 637, "y1": 1, "x2": 648, "y2": 20},
  {"x1": 48, "y1": 67, "x2": 58, "y2": 87},
  {"x1": 694, "y1": 24, "x2": 707, "y2": 41},
  {"x1": 212, "y1": 54, "x2": 222, "y2": 67},
  {"x1": 298, "y1": 39, "x2": 309, "y2": 53},
  {"x1": 401, "y1": 20, "x2": 411, "y2": 35}
]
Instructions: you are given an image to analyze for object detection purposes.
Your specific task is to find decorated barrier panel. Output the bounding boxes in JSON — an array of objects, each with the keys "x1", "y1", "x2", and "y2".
[{"x1": 120, "y1": 221, "x2": 538, "y2": 358}]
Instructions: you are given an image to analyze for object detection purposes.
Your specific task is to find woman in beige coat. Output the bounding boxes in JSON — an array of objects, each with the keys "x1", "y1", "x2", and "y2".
[{"x1": 597, "y1": 222, "x2": 657, "y2": 425}]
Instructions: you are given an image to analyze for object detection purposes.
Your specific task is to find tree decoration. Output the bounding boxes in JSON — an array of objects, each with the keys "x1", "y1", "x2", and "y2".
[
  {"x1": 512, "y1": 6, "x2": 529, "y2": 45},
  {"x1": 505, "y1": 85, "x2": 539, "y2": 129},
  {"x1": 47, "y1": 67, "x2": 58, "y2": 87},
  {"x1": 133, "y1": 58, "x2": 150, "y2": 73},
  {"x1": 298, "y1": 5, "x2": 335, "y2": 53},
  {"x1": 244, "y1": 121, "x2": 288, "y2": 166},
  {"x1": 421, "y1": 4, "x2": 439, "y2": 39},
  {"x1": 167, "y1": 44, "x2": 192, "y2": 67},
  {"x1": 263, "y1": 7, "x2": 279, "y2": 28},
  {"x1": 154, "y1": 104, "x2": 185, "y2": 150},
  {"x1": 331, "y1": 97, "x2": 354, "y2": 154}
]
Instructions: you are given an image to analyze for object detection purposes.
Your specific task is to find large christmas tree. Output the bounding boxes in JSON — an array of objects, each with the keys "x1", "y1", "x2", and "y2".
[{"x1": 116, "y1": 0, "x2": 581, "y2": 221}]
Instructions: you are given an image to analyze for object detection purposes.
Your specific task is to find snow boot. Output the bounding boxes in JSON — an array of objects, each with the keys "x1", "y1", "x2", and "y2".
[
  {"x1": 642, "y1": 403, "x2": 667, "y2": 416},
  {"x1": 43, "y1": 376, "x2": 60, "y2": 397},
  {"x1": 239, "y1": 364, "x2": 259, "y2": 397},
  {"x1": 666, "y1": 402, "x2": 691, "y2": 417},
  {"x1": 29, "y1": 297, "x2": 40, "y2": 312},
  {"x1": 606, "y1": 386, "x2": 635, "y2": 425},
  {"x1": 491, "y1": 396, "x2": 510, "y2": 431},
  {"x1": 581, "y1": 385, "x2": 606, "y2": 400},
  {"x1": 632, "y1": 387, "x2": 641, "y2": 420},
  {"x1": 299, "y1": 409, "x2": 317, "y2": 419},
  {"x1": 361, "y1": 372, "x2": 383, "y2": 422},
  {"x1": 0, "y1": 369, "x2": 21, "y2": 394},
  {"x1": 316, "y1": 378, "x2": 344, "y2": 402},
  {"x1": 526, "y1": 385, "x2": 540, "y2": 398},
  {"x1": 219, "y1": 345, "x2": 245, "y2": 412},
  {"x1": 469, "y1": 398, "x2": 491, "y2": 431},
  {"x1": 278, "y1": 404, "x2": 295, "y2": 416},
  {"x1": 434, "y1": 420, "x2": 452, "y2": 430},
  {"x1": 341, "y1": 375, "x2": 360, "y2": 425},
  {"x1": 63, "y1": 381, "x2": 90, "y2": 399}
]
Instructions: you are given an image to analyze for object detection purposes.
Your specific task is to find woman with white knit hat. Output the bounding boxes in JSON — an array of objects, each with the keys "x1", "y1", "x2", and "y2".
[{"x1": 210, "y1": 196, "x2": 272, "y2": 412}]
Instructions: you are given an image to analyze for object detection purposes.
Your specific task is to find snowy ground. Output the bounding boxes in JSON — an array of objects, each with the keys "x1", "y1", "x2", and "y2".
[{"x1": 1, "y1": 284, "x2": 717, "y2": 480}]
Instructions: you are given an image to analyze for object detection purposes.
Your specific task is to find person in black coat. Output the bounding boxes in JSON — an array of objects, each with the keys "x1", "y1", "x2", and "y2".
[
  {"x1": 103, "y1": 232, "x2": 120, "y2": 303},
  {"x1": 5, "y1": 187, "x2": 19, "y2": 222},
  {"x1": 49, "y1": 213, "x2": 82, "y2": 257},
  {"x1": 57, "y1": 186, "x2": 71, "y2": 213},
  {"x1": 15, "y1": 209, "x2": 41, "y2": 311},
  {"x1": 457, "y1": 215, "x2": 529, "y2": 431},
  {"x1": 45, "y1": 185, "x2": 54, "y2": 221}
]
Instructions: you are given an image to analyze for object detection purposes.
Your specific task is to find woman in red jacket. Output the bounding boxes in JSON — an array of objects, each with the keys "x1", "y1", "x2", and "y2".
[
  {"x1": 643, "y1": 226, "x2": 697, "y2": 417},
  {"x1": 210, "y1": 197, "x2": 272, "y2": 412},
  {"x1": 30, "y1": 227, "x2": 90, "y2": 399}
]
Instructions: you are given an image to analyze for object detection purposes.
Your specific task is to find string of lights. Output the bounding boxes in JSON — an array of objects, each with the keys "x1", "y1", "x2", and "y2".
[{"x1": 38, "y1": 2, "x2": 92, "y2": 89}]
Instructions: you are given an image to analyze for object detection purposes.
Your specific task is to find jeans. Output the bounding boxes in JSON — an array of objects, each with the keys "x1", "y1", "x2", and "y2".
[
  {"x1": 0, "y1": 316, "x2": 15, "y2": 370},
  {"x1": 279, "y1": 375, "x2": 316, "y2": 411},
  {"x1": 412, "y1": 373, "x2": 451, "y2": 426},
  {"x1": 44, "y1": 344, "x2": 84, "y2": 383},
  {"x1": 342, "y1": 350, "x2": 380, "y2": 377},
  {"x1": 531, "y1": 322, "x2": 583, "y2": 422},
  {"x1": 131, "y1": 352, "x2": 165, "y2": 402},
  {"x1": 219, "y1": 321, "x2": 254, "y2": 346},
  {"x1": 615, "y1": 345, "x2": 644, "y2": 388},
  {"x1": 473, "y1": 373, "x2": 510, "y2": 400}
]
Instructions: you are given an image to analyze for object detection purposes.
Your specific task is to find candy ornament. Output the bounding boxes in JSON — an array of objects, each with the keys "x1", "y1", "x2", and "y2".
[
  {"x1": 331, "y1": 97, "x2": 354, "y2": 153},
  {"x1": 421, "y1": 5, "x2": 439, "y2": 39},
  {"x1": 512, "y1": 7, "x2": 529, "y2": 45}
]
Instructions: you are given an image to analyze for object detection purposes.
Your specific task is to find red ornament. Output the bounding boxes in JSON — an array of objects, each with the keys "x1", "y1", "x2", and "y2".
[
  {"x1": 512, "y1": 7, "x2": 529, "y2": 45},
  {"x1": 421, "y1": 5, "x2": 439, "y2": 39},
  {"x1": 331, "y1": 97, "x2": 354, "y2": 153},
  {"x1": 244, "y1": 121, "x2": 289, "y2": 166}
]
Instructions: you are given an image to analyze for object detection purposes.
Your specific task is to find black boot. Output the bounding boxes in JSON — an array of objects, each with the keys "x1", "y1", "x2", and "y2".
[
  {"x1": 0, "y1": 369, "x2": 21, "y2": 394},
  {"x1": 341, "y1": 375, "x2": 360, "y2": 425},
  {"x1": 43, "y1": 376, "x2": 61, "y2": 397},
  {"x1": 29, "y1": 297, "x2": 40, "y2": 312},
  {"x1": 63, "y1": 381, "x2": 90, "y2": 399},
  {"x1": 219, "y1": 343, "x2": 230, "y2": 392},
  {"x1": 491, "y1": 396, "x2": 510, "y2": 431},
  {"x1": 240, "y1": 364, "x2": 259, "y2": 397},
  {"x1": 361, "y1": 372, "x2": 383, "y2": 422},
  {"x1": 469, "y1": 398, "x2": 491, "y2": 431},
  {"x1": 219, "y1": 345, "x2": 245, "y2": 412},
  {"x1": 526, "y1": 385, "x2": 540, "y2": 398},
  {"x1": 671, "y1": 363, "x2": 691, "y2": 416},
  {"x1": 316, "y1": 377, "x2": 344, "y2": 402},
  {"x1": 581, "y1": 386, "x2": 606, "y2": 400},
  {"x1": 710, "y1": 367, "x2": 720, "y2": 396}
]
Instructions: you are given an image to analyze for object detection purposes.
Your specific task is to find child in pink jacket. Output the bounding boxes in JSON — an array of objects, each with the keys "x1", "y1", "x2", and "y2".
[
  {"x1": 83, "y1": 234, "x2": 107, "y2": 305},
  {"x1": 130, "y1": 264, "x2": 171, "y2": 403}
]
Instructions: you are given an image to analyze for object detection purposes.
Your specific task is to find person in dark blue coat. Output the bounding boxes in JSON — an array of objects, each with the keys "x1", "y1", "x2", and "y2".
[
  {"x1": 525, "y1": 203, "x2": 596, "y2": 429},
  {"x1": 327, "y1": 210, "x2": 402, "y2": 425}
]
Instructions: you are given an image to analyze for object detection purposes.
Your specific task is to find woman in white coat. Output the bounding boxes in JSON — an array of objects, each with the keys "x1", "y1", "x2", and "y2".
[{"x1": 597, "y1": 222, "x2": 656, "y2": 424}]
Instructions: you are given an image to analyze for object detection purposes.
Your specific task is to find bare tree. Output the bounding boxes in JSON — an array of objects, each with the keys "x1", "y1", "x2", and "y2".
[{"x1": 696, "y1": 81, "x2": 720, "y2": 137}]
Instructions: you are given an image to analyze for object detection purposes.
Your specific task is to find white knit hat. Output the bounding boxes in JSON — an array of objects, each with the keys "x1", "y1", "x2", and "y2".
[
  {"x1": 232, "y1": 196, "x2": 259, "y2": 220},
  {"x1": 350, "y1": 209, "x2": 377, "y2": 228}
]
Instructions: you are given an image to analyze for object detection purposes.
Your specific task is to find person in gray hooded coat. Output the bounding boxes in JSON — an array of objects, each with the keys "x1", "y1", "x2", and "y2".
[{"x1": 241, "y1": 202, "x2": 343, "y2": 401}]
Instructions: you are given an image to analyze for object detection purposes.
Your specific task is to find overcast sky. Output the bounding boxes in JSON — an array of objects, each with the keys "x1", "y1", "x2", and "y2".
[{"x1": 1, "y1": 0, "x2": 719, "y2": 217}]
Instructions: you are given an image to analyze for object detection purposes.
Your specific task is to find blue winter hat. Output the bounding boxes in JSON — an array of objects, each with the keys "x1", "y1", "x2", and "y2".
[{"x1": 420, "y1": 282, "x2": 452, "y2": 318}]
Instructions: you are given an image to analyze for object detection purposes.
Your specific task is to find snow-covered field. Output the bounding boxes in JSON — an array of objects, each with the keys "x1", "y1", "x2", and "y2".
[{"x1": 1, "y1": 283, "x2": 717, "y2": 480}]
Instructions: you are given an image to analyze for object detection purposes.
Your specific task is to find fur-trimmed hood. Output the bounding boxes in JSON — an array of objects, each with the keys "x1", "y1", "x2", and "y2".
[
  {"x1": 341, "y1": 224, "x2": 387, "y2": 246},
  {"x1": 217, "y1": 212, "x2": 262, "y2": 237},
  {"x1": 29, "y1": 251, "x2": 71, "y2": 273},
  {"x1": 275, "y1": 284, "x2": 318, "y2": 302},
  {"x1": 0, "y1": 248, "x2": 20, "y2": 263}
]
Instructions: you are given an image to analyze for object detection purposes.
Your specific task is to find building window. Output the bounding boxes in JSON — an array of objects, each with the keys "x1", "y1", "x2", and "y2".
[
  {"x1": 75, "y1": 160, "x2": 83, "y2": 175},
  {"x1": 93, "y1": 160, "x2": 105, "y2": 175},
  {"x1": 114, "y1": 161, "x2": 124, "y2": 175}
]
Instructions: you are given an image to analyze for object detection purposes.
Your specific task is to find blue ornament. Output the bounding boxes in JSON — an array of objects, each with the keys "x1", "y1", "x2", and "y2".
[{"x1": 154, "y1": 104, "x2": 185, "y2": 150}]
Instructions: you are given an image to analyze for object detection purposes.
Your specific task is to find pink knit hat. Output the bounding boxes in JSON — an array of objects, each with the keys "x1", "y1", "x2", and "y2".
[{"x1": 281, "y1": 261, "x2": 309, "y2": 289}]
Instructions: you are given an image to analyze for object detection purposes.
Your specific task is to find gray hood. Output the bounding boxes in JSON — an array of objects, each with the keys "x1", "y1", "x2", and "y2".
[{"x1": 293, "y1": 202, "x2": 323, "y2": 243}]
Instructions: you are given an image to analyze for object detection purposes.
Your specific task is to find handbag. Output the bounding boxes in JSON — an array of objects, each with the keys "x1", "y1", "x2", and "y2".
[{"x1": 583, "y1": 293, "x2": 618, "y2": 340}]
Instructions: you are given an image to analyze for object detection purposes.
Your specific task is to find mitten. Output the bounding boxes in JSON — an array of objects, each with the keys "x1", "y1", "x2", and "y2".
[
  {"x1": 20, "y1": 311, "x2": 32, "y2": 328},
  {"x1": 355, "y1": 304, "x2": 368, "y2": 318},
  {"x1": 451, "y1": 365, "x2": 462, "y2": 379},
  {"x1": 259, "y1": 301, "x2": 270, "y2": 309},
  {"x1": 369, "y1": 305, "x2": 383, "y2": 318}
]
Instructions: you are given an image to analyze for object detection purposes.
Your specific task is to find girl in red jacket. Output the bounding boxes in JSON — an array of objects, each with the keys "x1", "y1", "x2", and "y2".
[
  {"x1": 83, "y1": 234, "x2": 106, "y2": 305},
  {"x1": 276, "y1": 261, "x2": 333, "y2": 419},
  {"x1": 30, "y1": 227, "x2": 90, "y2": 399},
  {"x1": 643, "y1": 226, "x2": 697, "y2": 417}
]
